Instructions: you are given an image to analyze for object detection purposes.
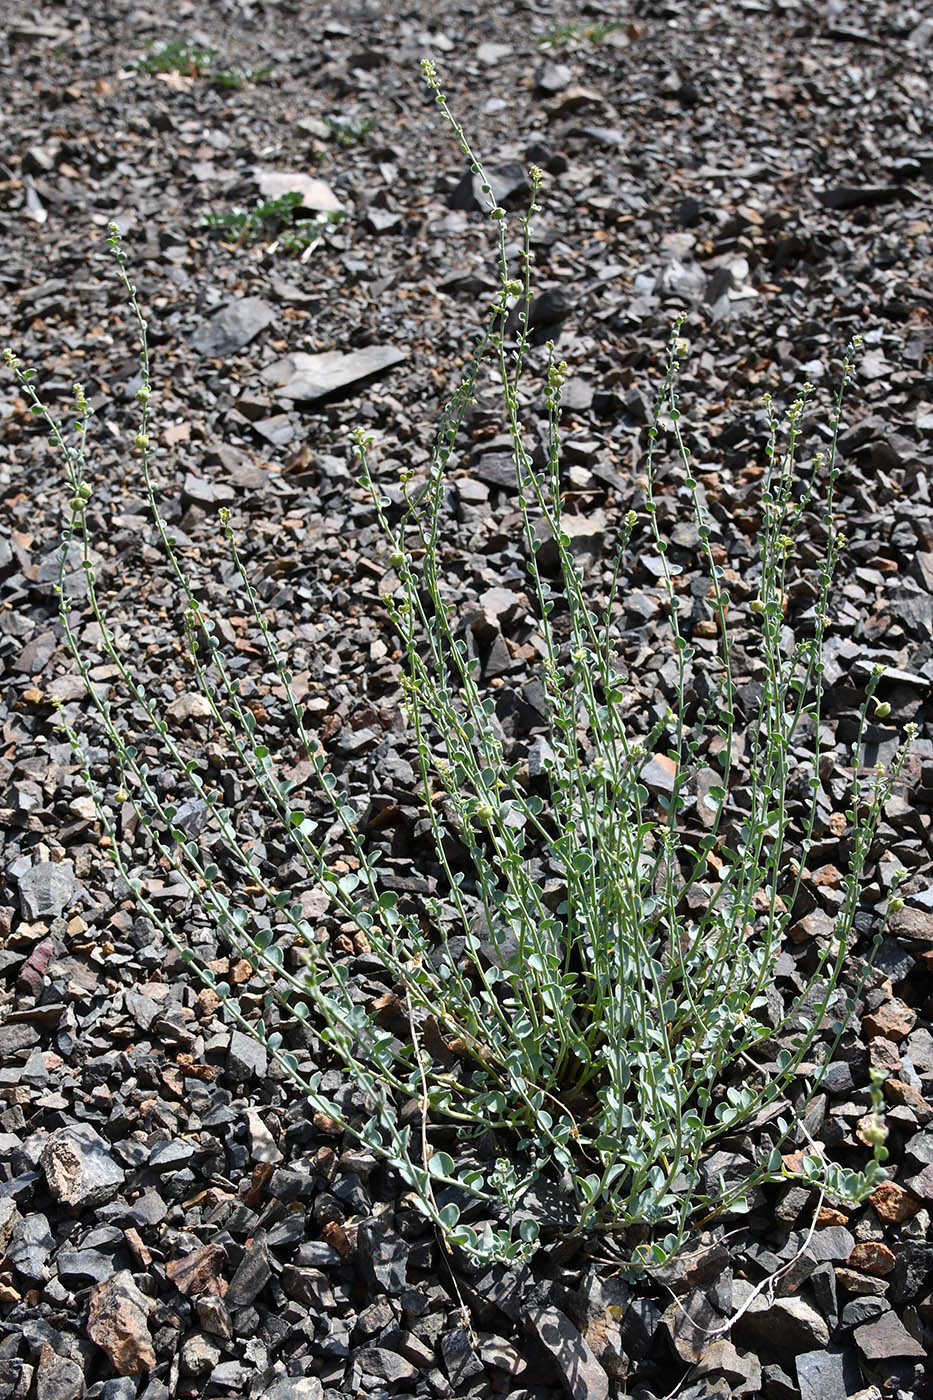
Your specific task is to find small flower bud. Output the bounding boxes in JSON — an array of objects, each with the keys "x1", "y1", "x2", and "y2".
[
  {"x1": 873, "y1": 699, "x2": 891, "y2": 718},
  {"x1": 133, "y1": 432, "x2": 149, "y2": 450},
  {"x1": 860, "y1": 1113, "x2": 887, "y2": 1147}
]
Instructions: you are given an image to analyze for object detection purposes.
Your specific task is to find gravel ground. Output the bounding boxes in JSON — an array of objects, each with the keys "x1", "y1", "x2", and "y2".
[{"x1": 1, "y1": 2, "x2": 932, "y2": 1398}]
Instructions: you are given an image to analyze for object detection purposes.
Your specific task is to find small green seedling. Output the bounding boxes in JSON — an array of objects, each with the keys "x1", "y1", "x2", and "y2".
[{"x1": 202, "y1": 191, "x2": 346, "y2": 253}]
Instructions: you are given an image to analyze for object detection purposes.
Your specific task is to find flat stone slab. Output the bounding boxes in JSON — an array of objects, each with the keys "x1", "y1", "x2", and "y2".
[
  {"x1": 254, "y1": 168, "x2": 344, "y2": 213},
  {"x1": 261, "y1": 346, "x2": 405, "y2": 403},
  {"x1": 192, "y1": 297, "x2": 275, "y2": 356}
]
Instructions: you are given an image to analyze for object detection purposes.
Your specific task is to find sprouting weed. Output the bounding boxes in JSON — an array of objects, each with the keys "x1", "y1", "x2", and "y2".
[{"x1": 202, "y1": 192, "x2": 347, "y2": 255}]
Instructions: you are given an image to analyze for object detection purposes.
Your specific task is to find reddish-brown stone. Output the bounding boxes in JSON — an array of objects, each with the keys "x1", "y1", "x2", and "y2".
[
  {"x1": 846, "y1": 1242, "x2": 896, "y2": 1277},
  {"x1": 869, "y1": 1180, "x2": 921, "y2": 1225},
  {"x1": 166, "y1": 1244, "x2": 227, "y2": 1297},
  {"x1": 862, "y1": 998, "x2": 917, "y2": 1042},
  {"x1": 87, "y1": 1271, "x2": 155, "y2": 1375}
]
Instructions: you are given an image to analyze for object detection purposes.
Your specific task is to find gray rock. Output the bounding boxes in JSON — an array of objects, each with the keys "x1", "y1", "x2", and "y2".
[
  {"x1": 122, "y1": 1190, "x2": 167, "y2": 1228},
  {"x1": 41, "y1": 1126, "x2": 124, "y2": 1210},
  {"x1": 532, "y1": 509, "x2": 608, "y2": 575},
  {"x1": 476, "y1": 1333, "x2": 524, "y2": 1374},
  {"x1": 257, "y1": 1381, "x2": 323, "y2": 1400},
  {"x1": 225, "y1": 1231, "x2": 271, "y2": 1308},
  {"x1": 622, "y1": 1296, "x2": 662, "y2": 1361},
  {"x1": 841, "y1": 1296, "x2": 889, "y2": 1329},
  {"x1": 181, "y1": 1332, "x2": 222, "y2": 1377},
  {"x1": 35, "y1": 1344, "x2": 84, "y2": 1400},
  {"x1": 662, "y1": 1287, "x2": 723, "y2": 1366},
  {"x1": 449, "y1": 160, "x2": 529, "y2": 212},
  {"x1": 0, "y1": 1198, "x2": 20, "y2": 1256},
  {"x1": 226, "y1": 1030, "x2": 267, "y2": 1081},
  {"x1": 17, "y1": 861, "x2": 74, "y2": 920},
  {"x1": 357, "y1": 1215, "x2": 409, "y2": 1295},
  {"x1": 196, "y1": 1294, "x2": 232, "y2": 1340},
  {"x1": 181, "y1": 476, "x2": 235, "y2": 510},
  {"x1": 261, "y1": 345, "x2": 405, "y2": 404},
  {"x1": 853, "y1": 1310, "x2": 926, "y2": 1359},
  {"x1": 537, "y1": 62, "x2": 573, "y2": 94},
  {"x1": 694, "y1": 1337, "x2": 761, "y2": 1396},
  {"x1": 803, "y1": 1225, "x2": 855, "y2": 1262},
  {"x1": 760, "y1": 1363, "x2": 797, "y2": 1399},
  {"x1": 816, "y1": 185, "x2": 902, "y2": 210},
  {"x1": 148, "y1": 1139, "x2": 195, "y2": 1171},
  {"x1": 211, "y1": 1361, "x2": 248, "y2": 1388},
  {"x1": 653, "y1": 1242, "x2": 731, "y2": 1294},
  {"x1": 440, "y1": 1325, "x2": 484, "y2": 1387},
  {"x1": 192, "y1": 297, "x2": 275, "y2": 356},
  {"x1": 354, "y1": 1347, "x2": 418, "y2": 1385},
  {"x1": 523, "y1": 1305, "x2": 609, "y2": 1400},
  {"x1": 98, "y1": 1380, "x2": 138, "y2": 1400},
  {"x1": 733, "y1": 1285, "x2": 830, "y2": 1354},
  {"x1": 8, "y1": 1212, "x2": 54, "y2": 1284},
  {"x1": 56, "y1": 1248, "x2": 116, "y2": 1286},
  {"x1": 796, "y1": 1346, "x2": 860, "y2": 1400}
]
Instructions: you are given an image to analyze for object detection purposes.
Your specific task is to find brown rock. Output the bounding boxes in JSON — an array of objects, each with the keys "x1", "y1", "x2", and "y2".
[
  {"x1": 846, "y1": 1242, "x2": 896, "y2": 1277},
  {"x1": 788, "y1": 908, "x2": 834, "y2": 943},
  {"x1": 862, "y1": 998, "x2": 917, "y2": 1042},
  {"x1": 87, "y1": 1271, "x2": 155, "y2": 1375},
  {"x1": 887, "y1": 906, "x2": 933, "y2": 945},
  {"x1": 123, "y1": 1228, "x2": 151, "y2": 1269},
  {"x1": 833, "y1": 1268, "x2": 889, "y2": 1296},
  {"x1": 883, "y1": 1078, "x2": 933, "y2": 1121},
  {"x1": 817, "y1": 1206, "x2": 850, "y2": 1227},
  {"x1": 321, "y1": 1219, "x2": 353, "y2": 1258},
  {"x1": 867, "y1": 1036, "x2": 901, "y2": 1074},
  {"x1": 869, "y1": 1180, "x2": 921, "y2": 1225},
  {"x1": 166, "y1": 1244, "x2": 227, "y2": 1297},
  {"x1": 854, "y1": 1311, "x2": 926, "y2": 1360}
]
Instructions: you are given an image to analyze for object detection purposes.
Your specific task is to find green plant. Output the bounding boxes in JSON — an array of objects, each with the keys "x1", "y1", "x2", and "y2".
[
  {"x1": 201, "y1": 191, "x2": 346, "y2": 254},
  {"x1": 325, "y1": 113, "x2": 376, "y2": 146},
  {"x1": 137, "y1": 37, "x2": 219, "y2": 75},
  {"x1": 4, "y1": 67, "x2": 909, "y2": 1273},
  {"x1": 538, "y1": 18, "x2": 628, "y2": 47},
  {"x1": 209, "y1": 64, "x2": 272, "y2": 91},
  {"x1": 137, "y1": 37, "x2": 271, "y2": 89}
]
